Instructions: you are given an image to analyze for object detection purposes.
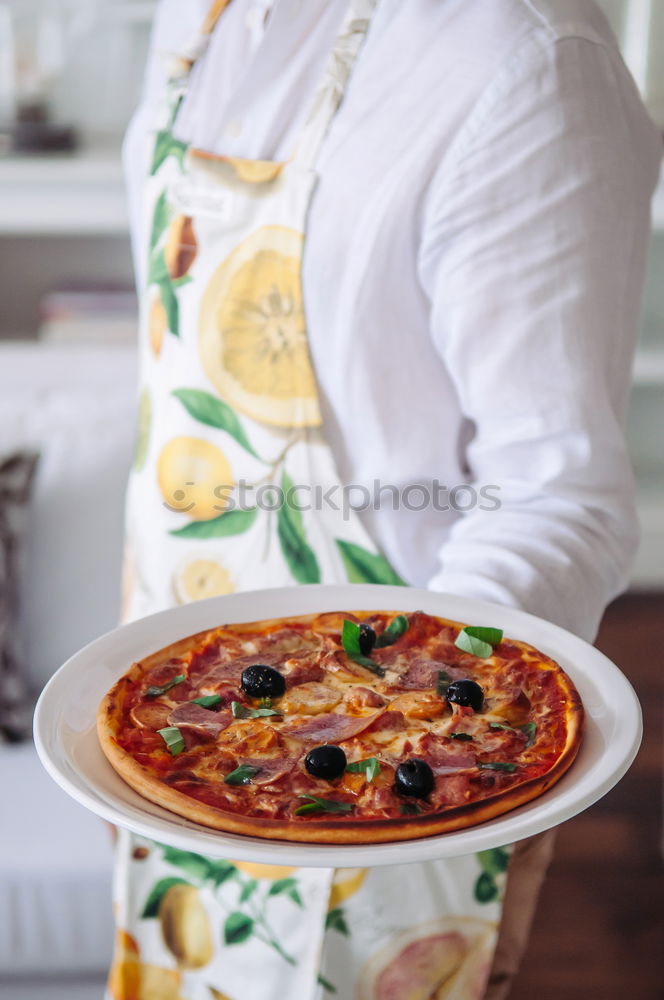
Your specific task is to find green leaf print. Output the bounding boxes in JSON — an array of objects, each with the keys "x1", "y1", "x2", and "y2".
[
  {"x1": 170, "y1": 507, "x2": 258, "y2": 538},
  {"x1": 335, "y1": 539, "x2": 405, "y2": 585},
  {"x1": 477, "y1": 847, "x2": 511, "y2": 877},
  {"x1": 159, "y1": 277, "x2": 179, "y2": 337},
  {"x1": 267, "y1": 877, "x2": 302, "y2": 906},
  {"x1": 474, "y1": 871, "x2": 500, "y2": 904},
  {"x1": 162, "y1": 847, "x2": 215, "y2": 881},
  {"x1": 148, "y1": 247, "x2": 169, "y2": 285},
  {"x1": 277, "y1": 470, "x2": 321, "y2": 584},
  {"x1": 149, "y1": 190, "x2": 171, "y2": 254},
  {"x1": 239, "y1": 879, "x2": 258, "y2": 903},
  {"x1": 224, "y1": 912, "x2": 255, "y2": 945},
  {"x1": 209, "y1": 861, "x2": 237, "y2": 887},
  {"x1": 150, "y1": 129, "x2": 188, "y2": 175},
  {"x1": 317, "y1": 973, "x2": 337, "y2": 994},
  {"x1": 325, "y1": 908, "x2": 350, "y2": 936},
  {"x1": 140, "y1": 876, "x2": 190, "y2": 918},
  {"x1": 172, "y1": 388, "x2": 260, "y2": 458}
]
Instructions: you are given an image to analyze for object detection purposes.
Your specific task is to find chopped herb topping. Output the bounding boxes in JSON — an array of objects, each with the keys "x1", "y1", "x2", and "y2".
[
  {"x1": 341, "y1": 620, "x2": 385, "y2": 676},
  {"x1": 231, "y1": 701, "x2": 282, "y2": 720},
  {"x1": 450, "y1": 732, "x2": 474, "y2": 741},
  {"x1": 437, "y1": 670, "x2": 452, "y2": 696},
  {"x1": 157, "y1": 726, "x2": 185, "y2": 756},
  {"x1": 400, "y1": 802, "x2": 422, "y2": 815},
  {"x1": 189, "y1": 694, "x2": 222, "y2": 709},
  {"x1": 374, "y1": 614, "x2": 409, "y2": 648},
  {"x1": 478, "y1": 762, "x2": 517, "y2": 773},
  {"x1": 224, "y1": 764, "x2": 261, "y2": 786},
  {"x1": 519, "y1": 722, "x2": 537, "y2": 748},
  {"x1": 345, "y1": 757, "x2": 381, "y2": 782},
  {"x1": 295, "y1": 795, "x2": 354, "y2": 816},
  {"x1": 146, "y1": 674, "x2": 185, "y2": 698},
  {"x1": 455, "y1": 626, "x2": 503, "y2": 658}
]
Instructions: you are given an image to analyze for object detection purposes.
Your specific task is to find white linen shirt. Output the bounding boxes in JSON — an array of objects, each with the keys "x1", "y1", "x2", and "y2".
[{"x1": 124, "y1": 0, "x2": 662, "y2": 642}]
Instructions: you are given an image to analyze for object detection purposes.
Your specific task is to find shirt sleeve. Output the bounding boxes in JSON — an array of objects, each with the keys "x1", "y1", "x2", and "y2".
[{"x1": 418, "y1": 31, "x2": 662, "y2": 642}]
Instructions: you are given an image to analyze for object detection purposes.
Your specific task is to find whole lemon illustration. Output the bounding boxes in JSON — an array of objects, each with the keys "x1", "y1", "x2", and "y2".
[
  {"x1": 328, "y1": 867, "x2": 368, "y2": 911},
  {"x1": 158, "y1": 436, "x2": 233, "y2": 521},
  {"x1": 199, "y1": 226, "x2": 322, "y2": 428},
  {"x1": 158, "y1": 883, "x2": 214, "y2": 969},
  {"x1": 149, "y1": 294, "x2": 167, "y2": 358},
  {"x1": 107, "y1": 929, "x2": 183, "y2": 1000},
  {"x1": 232, "y1": 861, "x2": 298, "y2": 880}
]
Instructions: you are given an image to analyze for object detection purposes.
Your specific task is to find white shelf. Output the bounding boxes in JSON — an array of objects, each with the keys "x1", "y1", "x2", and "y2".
[{"x1": 0, "y1": 144, "x2": 128, "y2": 235}]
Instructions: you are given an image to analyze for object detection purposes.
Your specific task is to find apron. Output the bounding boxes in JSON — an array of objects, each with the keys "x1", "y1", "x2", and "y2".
[{"x1": 110, "y1": 3, "x2": 514, "y2": 997}]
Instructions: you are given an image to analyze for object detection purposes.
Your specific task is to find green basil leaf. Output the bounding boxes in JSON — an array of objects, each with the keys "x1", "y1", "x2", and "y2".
[
  {"x1": 277, "y1": 470, "x2": 321, "y2": 584},
  {"x1": 437, "y1": 670, "x2": 452, "y2": 696},
  {"x1": 345, "y1": 757, "x2": 381, "y2": 782},
  {"x1": 294, "y1": 795, "x2": 353, "y2": 816},
  {"x1": 488, "y1": 722, "x2": 517, "y2": 734},
  {"x1": 341, "y1": 620, "x2": 385, "y2": 676},
  {"x1": 140, "y1": 876, "x2": 190, "y2": 918},
  {"x1": 464, "y1": 626, "x2": 503, "y2": 645},
  {"x1": 478, "y1": 762, "x2": 517, "y2": 773},
  {"x1": 455, "y1": 630, "x2": 493, "y2": 658},
  {"x1": 326, "y1": 908, "x2": 350, "y2": 935},
  {"x1": 400, "y1": 802, "x2": 422, "y2": 815},
  {"x1": 157, "y1": 726, "x2": 185, "y2": 756},
  {"x1": 224, "y1": 912, "x2": 254, "y2": 945},
  {"x1": 224, "y1": 764, "x2": 261, "y2": 785},
  {"x1": 172, "y1": 388, "x2": 260, "y2": 458},
  {"x1": 450, "y1": 732, "x2": 473, "y2": 741},
  {"x1": 374, "y1": 614, "x2": 409, "y2": 648},
  {"x1": 190, "y1": 694, "x2": 222, "y2": 709},
  {"x1": 146, "y1": 673, "x2": 185, "y2": 698},
  {"x1": 170, "y1": 507, "x2": 257, "y2": 538},
  {"x1": 231, "y1": 701, "x2": 282, "y2": 720},
  {"x1": 159, "y1": 277, "x2": 179, "y2": 337},
  {"x1": 519, "y1": 722, "x2": 537, "y2": 748},
  {"x1": 335, "y1": 539, "x2": 405, "y2": 585}
]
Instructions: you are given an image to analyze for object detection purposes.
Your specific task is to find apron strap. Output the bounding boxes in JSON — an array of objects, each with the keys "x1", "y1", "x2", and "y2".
[{"x1": 292, "y1": 0, "x2": 378, "y2": 170}]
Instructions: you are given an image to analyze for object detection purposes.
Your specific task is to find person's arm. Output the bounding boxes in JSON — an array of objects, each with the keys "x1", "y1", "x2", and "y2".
[{"x1": 419, "y1": 30, "x2": 662, "y2": 643}]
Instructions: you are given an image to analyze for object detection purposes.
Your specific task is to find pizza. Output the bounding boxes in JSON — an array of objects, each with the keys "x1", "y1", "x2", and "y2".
[{"x1": 97, "y1": 609, "x2": 584, "y2": 844}]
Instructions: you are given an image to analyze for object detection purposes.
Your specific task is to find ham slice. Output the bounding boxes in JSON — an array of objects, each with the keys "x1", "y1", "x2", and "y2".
[
  {"x1": 281, "y1": 709, "x2": 386, "y2": 743},
  {"x1": 167, "y1": 703, "x2": 233, "y2": 737},
  {"x1": 241, "y1": 757, "x2": 297, "y2": 786}
]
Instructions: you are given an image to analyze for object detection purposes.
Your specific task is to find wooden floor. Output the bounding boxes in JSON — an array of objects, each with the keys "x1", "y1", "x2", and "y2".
[{"x1": 510, "y1": 593, "x2": 664, "y2": 1000}]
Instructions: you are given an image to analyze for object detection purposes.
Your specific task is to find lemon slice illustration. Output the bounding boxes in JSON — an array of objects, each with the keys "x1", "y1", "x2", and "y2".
[
  {"x1": 173, "y1": 557, "x2": 234, "y2": 604},
  {"x1": 157, "y1": 436, "x2": 233, "y2": 521},
  {"x1": 328, "y1": 867, "x2": 368, "y2": 910},
  {"x1": 199, "y1": 226, "x2": 322, "y2": 428}
]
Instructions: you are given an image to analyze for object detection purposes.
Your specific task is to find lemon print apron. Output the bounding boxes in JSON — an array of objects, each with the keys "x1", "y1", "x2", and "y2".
[{"x1": 110, "y1": 2, "x2": 515, "y2": 997}]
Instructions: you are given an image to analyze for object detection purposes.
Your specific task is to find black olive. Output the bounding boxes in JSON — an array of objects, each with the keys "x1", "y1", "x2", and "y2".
[
  {"x1": 394, "y1": 758, "x2": 434, "y2": 798},
  {"x1": 446, "y1": 679, "x2": 484, "y2": 713},
  {"x1": 240, "y1": 664, "x2": 286, "y2": 699},
  {"x1": 304, "y1": 744, "x2": 347, "y2": 780},
  {"x1": 358, "y1": 623, "x2": 376, "y2": 656}
]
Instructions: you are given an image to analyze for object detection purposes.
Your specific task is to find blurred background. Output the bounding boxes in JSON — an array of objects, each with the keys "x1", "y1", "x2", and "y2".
[{"x1": 0, "y1": 2, "x2": 661, "y2": 999}]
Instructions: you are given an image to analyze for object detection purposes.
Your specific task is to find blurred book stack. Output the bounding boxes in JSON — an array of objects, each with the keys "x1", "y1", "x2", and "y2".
[{"x1": 38, "y1": 285, "x2": 137, "y2": 343}]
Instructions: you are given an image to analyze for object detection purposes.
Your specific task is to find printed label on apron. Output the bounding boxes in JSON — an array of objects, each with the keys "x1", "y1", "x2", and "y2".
[{"x1": 169, "y1": 176, "x2": 234, "y2": 221}]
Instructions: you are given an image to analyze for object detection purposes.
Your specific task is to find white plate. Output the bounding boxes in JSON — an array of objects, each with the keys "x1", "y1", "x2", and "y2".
[{"x1": 34, "y1": 584, "x2": 641, "y2": 867}]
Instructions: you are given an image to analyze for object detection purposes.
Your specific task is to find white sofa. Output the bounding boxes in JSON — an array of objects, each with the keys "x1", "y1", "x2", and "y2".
[{"x1": 0, "y1": 342, "x2": 137, "y2": 998}]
